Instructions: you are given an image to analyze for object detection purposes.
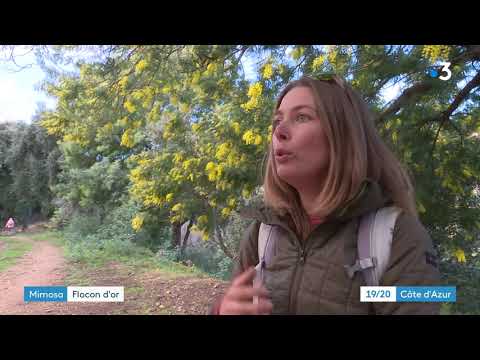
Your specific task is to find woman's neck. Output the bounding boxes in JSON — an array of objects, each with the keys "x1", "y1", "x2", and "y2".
[{"x1": 296, "y1": 181, "x2": 324, "y2": 217}]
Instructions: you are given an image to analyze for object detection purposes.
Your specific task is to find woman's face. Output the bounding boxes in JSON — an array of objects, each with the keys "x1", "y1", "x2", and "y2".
[{"x1": 272, "y1": 86, "x2": 330, "y2": 189}]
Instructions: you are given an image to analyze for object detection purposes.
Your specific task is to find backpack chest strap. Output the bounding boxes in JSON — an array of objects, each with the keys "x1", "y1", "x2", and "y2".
[{"x1": 344, "y1": 257, "x2": 378, "y2": 279}]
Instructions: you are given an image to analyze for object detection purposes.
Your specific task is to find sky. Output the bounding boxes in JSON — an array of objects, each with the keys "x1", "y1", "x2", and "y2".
[
  {"x1": 0, "y1": 47, "x2": 57, "y2": 124},
  {"x1": 0, "y1": 46, "x2": 402, "y2": 125}
]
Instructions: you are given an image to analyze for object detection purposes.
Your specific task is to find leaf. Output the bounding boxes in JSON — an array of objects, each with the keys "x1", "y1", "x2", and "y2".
[{"x1": 417, "y1": 202, "x2": 426, "y2": 214}]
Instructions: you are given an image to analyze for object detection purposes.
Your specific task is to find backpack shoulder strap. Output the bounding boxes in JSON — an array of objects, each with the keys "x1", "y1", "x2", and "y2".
[
  {"x1": 257, "y1": 223, "x2": 273, "y2": 267},
  {"x1": 253, "y1": 223, "x2": 274, "y2": 304},
  {"x1": 345, "y1": 206, "x2": 402, "y2": 286}
]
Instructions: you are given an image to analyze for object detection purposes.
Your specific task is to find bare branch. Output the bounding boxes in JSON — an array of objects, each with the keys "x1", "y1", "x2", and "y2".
[
  {"x1": 376, "y1": 46, "x2": 480, "y2": 125},
  {"x1": 376, "y1": 82, "x2": 433, "y2": 124},
  {"x1": 421, "y1": 70, "x2": 480, "y2": 128},
  {"x1": 444, "y1": 71, "x2": 480, "y2": 117},
  {"x1": 427, "y1": 71, "x2": 480, "y2": 170}
]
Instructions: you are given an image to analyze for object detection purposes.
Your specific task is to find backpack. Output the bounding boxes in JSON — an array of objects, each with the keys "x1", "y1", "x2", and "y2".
[{"x1": 254, "y1": 206, "x2": 402, "y2": 290}]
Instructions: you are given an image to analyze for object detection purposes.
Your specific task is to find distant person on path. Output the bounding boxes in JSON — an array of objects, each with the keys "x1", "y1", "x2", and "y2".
[{"x1": 4, "y1": 217, "x2": 16, "y2": 233}]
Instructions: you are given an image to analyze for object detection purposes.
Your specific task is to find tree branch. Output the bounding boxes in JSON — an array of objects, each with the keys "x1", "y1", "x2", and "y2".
[
  {"x1": 215, "y1": 225, "x2": 236, "y2": 260},
  {"x1": 376, "y1": 82, "x2": 433, "y2": 124},
  {"x1": 444, "y1": 71, "x2": 480, "y2": 117},
  {"x1": 427, "y1": 71, "x2": 480, "y2": 172},
  {"x1": 376, "y1": 46, "x2": 480, "y2": 125},
  {"x1": 210, "y1": 208, "x2": 235, "y2": 260},
  {"x1": 421, "y1": 70, "x2": 480, "y2": 129}
]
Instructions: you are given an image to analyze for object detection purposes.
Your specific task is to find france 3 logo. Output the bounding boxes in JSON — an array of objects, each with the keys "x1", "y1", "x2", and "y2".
[{"x1": 427, "y1": 62, "x2": 452, "y2": 81}]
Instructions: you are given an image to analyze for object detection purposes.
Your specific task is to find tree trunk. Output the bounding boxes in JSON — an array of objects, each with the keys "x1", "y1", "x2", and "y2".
[
  {"x1": 210, "y1": 209, "x2": 235, "y2": 260},
  {"x1": 171, "y1": 222, "x2": 182, "y2": 249},
  {"x1": 180, "y1": 219, "x2": 193, "y2": 256},
  {"x1": 214, "y1": 225, "x2": 236, "y2": 260}
]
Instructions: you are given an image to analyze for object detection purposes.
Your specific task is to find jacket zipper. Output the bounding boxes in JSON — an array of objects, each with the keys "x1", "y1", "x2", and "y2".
[
  {"x1": 263, "y1": 221, "x2": 321, "y2": 314},
  {"x1": 286, "y1": 225, "x2": 334, "y2": 314},
  {"x1": 288, "y1": 243, "x2": 306, "y2": 314},
  {"x1": 262, "y1": 221, "x2": 305, "y2": 314}
]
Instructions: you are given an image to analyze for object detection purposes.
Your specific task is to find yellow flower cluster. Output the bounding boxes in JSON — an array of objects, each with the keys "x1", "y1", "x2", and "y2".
[
  {"x1": 422, "y1": 45, "x2": 451, "y2": 63},
  {"x1": 170, "y1": 203, "x2": 186, "y2": 224},
  {"x1": 118, "y1": 116, "x2": 129, "y2": 127},
  {"x1": 227, "y1": 197, "x2": 236, "y2": 208},
  {"x1": 454, "y1": 248, "x2": 466, "y2": 263},
  {"x1": 241, "y1": 82, "x2": 263, "y2": 111},
  {"x1": 163, "y1": 125, "x2": 174, "y2": 140},
  {"x1": 169, "y1": 168, "x2": 185, "y2": 183},
  {"x1": 291, "y1": 46, "x2": 305, "y2": 61},
  {"x1": 170, "y1": 215, "x2": 182, "y2": 224},
  {"x1": 171, "y1": 203, "x2": 184, "y2": 212},
  {"x1": 205, "y1": 62, "x2": 218, "y2": 76},
  {"x1": 242, "y1": 187, "x2": 252, "y2": 198},
  {"x1": 121, "y1": 129, "x2": 135, "y2": 148},
  {"x1": 179, "y1": 103, "x2": 190, "y2": 113},
  {"x1": 143, "y1": 195, "x2": 163, "y2": 207},
  {"x1": 215, "y1": 142, "x2": 231, "y2": 161},
  {"x1": 101, "y1": 122, "x2": 113, "y2": 134},
  {"x1": 192, "y1": 123, "x2": 200, "y2": 133},
  {"x1": 225, "y1": 150, "x2": 242, "y2": 167},
  {"x1": 40, "y1": 114, "x2": 64, "y2": 136},
  {"x1": 263, "y1": 63, "x2": 274, "y2": 79},
  {"x1": 327, "y1": 48, "x2": 338, "y2": 67},
  {"x1": 231, "y1": 121, "x2": 241, "y2": 135},
  {"x1": 182, "y1": 159, "x2": 196, "y2": 171},
  {"x1": 131, "y1": 215, "x2": 144, "y2": 231},
  {"x1": 242, "y1": 129, "x2": 263, "y2": 145},
  {"x1": 131, "y1": 87, "x2": 155, "y2": 108},
  {"x1": 173, "y1": 152, "x2": 184, "y2": 164},
  {"x1": 191, "y1": 71, "x2": 201, "y2": 85},
  {"x1": 135, "y1": 59, "x2": 148, "y2": 73},
  {"x1": 197, "y1": 215, "x2": 208, "y2": 227},
  {"x1": 124, "y1": 100, "x2": 136, "y2": 114},
  {"x1": 312, "y1": 55, "x2": 325, "y2": 71},
  {"x1": 119, "y1": 76, "x2": 129, "y2": 90},
  {"x1": 205, "y1": 162, "x2": 223, "y2": 182},
  {"x1": 221, "y1": 207, "x2": 232, "y2": 218},
  {"x1": 215, "y1": 180, "x2": 231, "y2": 191},
  {"x1": 201, "y1": 231, "x2": 209, "y2": 241}
]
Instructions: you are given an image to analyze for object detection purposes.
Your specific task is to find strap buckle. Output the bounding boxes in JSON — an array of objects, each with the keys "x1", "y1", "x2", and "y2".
[{"x1": 344, "y1": 257, "x2": 378, "y2": 279}]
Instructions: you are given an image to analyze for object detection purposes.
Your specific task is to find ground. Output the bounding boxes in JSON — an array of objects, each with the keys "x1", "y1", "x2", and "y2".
[{"x1": 0, "y1": 226, "x2": 229, "y2": 315}]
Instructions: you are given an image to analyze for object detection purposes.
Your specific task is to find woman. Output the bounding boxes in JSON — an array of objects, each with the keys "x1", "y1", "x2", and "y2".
[
  {"x1": 5, "y1": 217, "x2": 15, "y2": 230},
  {"x1": 210, "y1": 75, "x2": 441, "y2": 315}
]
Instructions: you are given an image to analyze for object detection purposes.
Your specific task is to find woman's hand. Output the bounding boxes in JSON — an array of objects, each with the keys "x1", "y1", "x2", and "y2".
[{"x1": 219, "y1": 267, "x2": 273, "y2": 315}]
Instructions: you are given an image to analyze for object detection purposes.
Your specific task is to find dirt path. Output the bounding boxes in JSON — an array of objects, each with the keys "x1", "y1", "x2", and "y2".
[
  {"x1": 0, "y1": 235, "x2": 229, "y2": 315},
  {"x1": 0, "y1": 236, "x2": 66, "y2": 314}
]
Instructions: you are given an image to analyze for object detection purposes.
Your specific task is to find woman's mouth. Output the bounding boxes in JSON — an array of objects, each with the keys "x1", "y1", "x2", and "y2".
[{"x1": 275, "y1": 149, "x2": 293, "y2": 163}]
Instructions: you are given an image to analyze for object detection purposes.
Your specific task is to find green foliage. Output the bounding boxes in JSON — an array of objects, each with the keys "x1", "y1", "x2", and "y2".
[
  {"x1": 164, "y1": 209, "x2": 254, "y2": 280},
  {"x1": 0, "y1": 236, "x2": 34, "y2": 272},
  {"x1": 180, "y1": 245, "x2": 234, "y2": 280},
  {"x1": 0, "y1": 121, "x2": 60, "y2": 225},
  {"x1": 439, "y1": 261, "x2": 480, "y2": 314}
]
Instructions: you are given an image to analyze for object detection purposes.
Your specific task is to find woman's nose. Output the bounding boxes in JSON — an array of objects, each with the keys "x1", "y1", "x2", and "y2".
[{"x1": 274, "y1": 123, "x2": 289, "y2": 141}]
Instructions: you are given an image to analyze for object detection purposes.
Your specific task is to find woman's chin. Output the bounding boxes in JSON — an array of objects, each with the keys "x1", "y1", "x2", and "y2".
[{"x1": 277, "y1": 167, "x2": 301, "y2": 184}]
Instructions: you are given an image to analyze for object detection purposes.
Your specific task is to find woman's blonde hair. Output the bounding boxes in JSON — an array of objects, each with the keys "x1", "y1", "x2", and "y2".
[{"x1": 263, "y1": 75, "x2": 417, "y2": 239}]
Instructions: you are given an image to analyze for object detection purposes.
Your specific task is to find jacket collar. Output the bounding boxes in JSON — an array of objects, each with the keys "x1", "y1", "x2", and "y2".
[{"x1": 240, "y1": 179, "x2": 391, "y2": 226}]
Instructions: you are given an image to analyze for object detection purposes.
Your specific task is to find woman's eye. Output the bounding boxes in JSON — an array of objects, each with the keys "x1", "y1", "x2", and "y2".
[{"x1": 296, "y1": 114, "x2": 310, "y2": 122}]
